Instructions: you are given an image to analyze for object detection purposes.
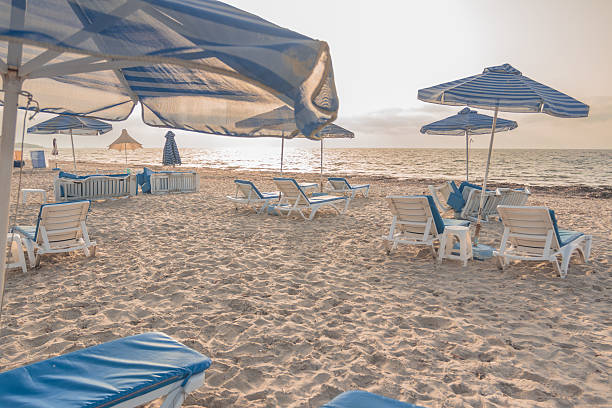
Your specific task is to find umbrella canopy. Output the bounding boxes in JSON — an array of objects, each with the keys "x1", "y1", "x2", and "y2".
[
  {"x1": 0, "y1": 0, "x2": 338, "y2": 139},
  {"x1": 418, "y1": 64, "x2": 589, "y2": 117},
  {"x1": 28, "y1": 114, "x2": 112, "y2": 170},
  {"x1": 109, "y1": 129, "x2": 142, "y2": 151},
  {"x1": 109, "y1": 129, "x2": 142, "y2": 165},
  {"x1": 420, "y1": 107, "x2": 518, "y2": 181},
  {"x1": 417, "y1": 63, "x2": 589, "y2": 240},
  {"x1": 162, "y1": 131, "x2": 181, "y2": 166},
  {"x1": 0, "y1": 0, "x2": 339, "y2": 314},
  {"x1": 27, "y1": 115, "x2": 112, "y2": 136}
]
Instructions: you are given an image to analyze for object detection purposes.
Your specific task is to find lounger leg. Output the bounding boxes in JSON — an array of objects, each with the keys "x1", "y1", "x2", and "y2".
[
  {"x1": 160, "y1": 372, "x2": 205, "y2": 408},
  {"x1": 496, "y1": 255, "x2": 506, "y2": 270},
  {"x1": 551, "y1": 256, "x2": 563, "y2": 278},
  {"x1": 23, "y1": 239, "x2": 36, "y2": 268},
  {"x1": 384, "y1": 240, "x2": 392, "y2": 255},
  {"x1": 308, "y1": 207, "x2": 318, "y2": 220},
  {"x1": 430, "y1": 243, "x2": 438, "y2": 260},
  {"x1": 583, "y1": 236, "x2": 592, "y2": 262},
  {"x1": 343, "y1": 199, "x2": 349, "y2": 213},
  {"x1": 438, "y1": 235, "x2": 447, "y2": 263}
]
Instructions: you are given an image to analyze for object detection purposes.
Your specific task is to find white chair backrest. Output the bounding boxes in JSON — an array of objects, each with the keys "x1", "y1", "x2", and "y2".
[
  {"x1": 428, "y1": 181, "x2": 453, "y2": 211},
  {"x1": 386, "y1": 196, "x2": 437, "y2": 240},
  {"x1": 498, "y1": 188, "x2": 530, "y2": 206},
  {"x1": 38, "y1": 201, "x2": 89, "y2": 248},
  {"x1": 274, "y1": 179, "x2": 309, "y2": 205},
  {"x1": 328, "y1": 178, "x2": 349, "y2": 191},
  {"x1": 497, "y1": 206, "x2": 560, "y2": 255}
]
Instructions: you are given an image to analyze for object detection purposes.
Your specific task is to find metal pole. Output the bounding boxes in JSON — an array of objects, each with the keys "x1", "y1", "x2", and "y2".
[
  {"x1": 473, "y1": 106, "x2": 498, "y2": 242},
  {"x1": 70, "y1": 129, "x2": 77, "y2": 171},
  {"x1": 0, "y1": 71, "x2": 23, "y2": 317},
  {"x1": 320, "y1": 138, "x2": 323, "y2": 192},
  {"x1": 280, "y1": 136, "x2": 284, "y2": 175},
  {"x1": 125, "y1": 144, "x2": 128, "y2": 165},
  {"x1": 465, "y1": 130, "x2": 469, "y2": 182}
]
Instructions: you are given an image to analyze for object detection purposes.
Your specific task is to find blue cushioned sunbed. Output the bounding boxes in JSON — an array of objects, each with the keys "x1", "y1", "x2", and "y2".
[
  {"x1": 0, "y1": 332, "x2": 211, "y2": 408},
  {"x1": 321, "y1": 390, "x2": 425, "y2": 408},
  {"x1": 327, "y1": 177, "x2": 370, "y2": 199},
  {"x1": 234, "y1": 179, "x2": 280, "y2": 199}
]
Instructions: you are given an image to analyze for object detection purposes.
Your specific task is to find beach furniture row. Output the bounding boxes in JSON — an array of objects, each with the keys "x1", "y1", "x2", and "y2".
[
  {"x1": 429, "y1": 180, "x2": 530, "y2": 221},
  {"x1": 0, "y1": 332, "x2": 421, "y2": 408},
  {"x1": 383, "y1": 195, "x2": 591, "y2": 278},
  {"x1": 227, "y1": 176, "x2": 369, "y2": 220},
  {"x1": 54, "y1": 168, "x2": 199, "y2": 201}
]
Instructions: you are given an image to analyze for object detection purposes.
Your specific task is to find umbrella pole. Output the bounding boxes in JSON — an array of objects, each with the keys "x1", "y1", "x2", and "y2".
[
  {"x1": 320, "y1": 138, "x2": 323, "y2": 192},
  {"x1": 473, "y1": 106, "x2": 498, "y2": 242},
  {"x1": 465, "y1": 130, "x2": 469, "y2": 182},
  {"x1": 70, "y1": 129, "x2": 77, "y2": 171},
  {"x1": 280, "y1": 136, "x2": 284, "y2": 175},
  {"x1": 125, "y1": 145, "x2": 128, "y2": 166},
  {"x1": 0, "y1": 71, "x2": 22, "y2": 317}
]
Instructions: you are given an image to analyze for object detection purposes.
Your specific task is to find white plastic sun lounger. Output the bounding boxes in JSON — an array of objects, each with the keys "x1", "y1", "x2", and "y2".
[
  {"x1": 226, "y1": 179, "x2": 280, "y2": 214},
  {"x1": 383, "y1": 195, "x2": 469, "y2": 258},
  {"x1": 273, "y1": 177, "x2": 349, "y2": 220},
  {"x1": 326, "y1": 177, "x2": 370, "y2": 200},
  {"x1": 496, "y1": 187, "x2": 531, "y2": 206},
  {"x1": 12, "y1": 200, "x2": 96, "y2": 267},
  {"x1": 494, "y1": 205, "x2": 592, "y2": 278},
  {"x1": 459, "y1": 186, "x2": 499, "y2": 222},
  {"x1": 428, "y1": 181, "x2": 455, "y2": 213},
  {"x1": 0, "y1": 332, "x2": 212, "y2": 408}
]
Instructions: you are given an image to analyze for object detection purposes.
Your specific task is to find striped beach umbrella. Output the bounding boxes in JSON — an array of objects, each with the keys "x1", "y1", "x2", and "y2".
[
  {"x1": 28, "y1": 115, "x2": 112, "y2": 171},
  {"x1": 236, "y1": 106, "x2": 354, "y2": 187},
  {"x1": 162, "y1": 131, "x2": 181, "y2": 166},
  {"x1": 0, "y1": 0, "x2": 340, "y2": 310},
  {"x1": 420, "y1": 107, "x2": 518, "y2": 182},
  {"x1": 418, "y1": 63, "x2": 589, "y2": 239}
]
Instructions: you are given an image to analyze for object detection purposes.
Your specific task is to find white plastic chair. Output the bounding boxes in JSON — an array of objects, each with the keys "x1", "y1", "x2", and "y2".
[
  {"x1": 383, "y1": 195, "x2": 469, "y2": 258},
  {"x1": 13, "y1": 200, "x2": 96, "y2": 267},
  {"x1": 226, "y1": 179, "x2": 279, "y2": 214},
  {"x1": 494, "y1": 205, "x2": 592, "y2": 278},
  {"x1": 326, "y1": 177, "x2": 370, "y2": 200},
  {"x1": 273, "y1": 177, "x2": 349, "y2": 220}
]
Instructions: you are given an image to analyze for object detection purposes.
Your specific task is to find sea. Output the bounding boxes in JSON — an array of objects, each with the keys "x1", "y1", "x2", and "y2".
[{"x1": 49, "y1": 148, "x2": 611, "y2": 188}]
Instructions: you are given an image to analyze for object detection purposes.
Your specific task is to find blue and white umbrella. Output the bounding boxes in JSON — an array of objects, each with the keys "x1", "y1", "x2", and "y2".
[
  {"x1": 418, "y1": 63, "x2": 589, "y2": 238},
  {"x1": 28, "y1": 115, "x2": 112, "y2": 171},
  {"x1": 236, "y1": 106, "x2": 354, "y2": 187},
  {"x1": 0, "y1": 0, "x2": 340, "y2": 311},
  {"x1": 420, "y1": 107, "x2": 518, "y2": 181},
  {"x1": 162, "y1": 131, "x2": 181, "y2": 166}
]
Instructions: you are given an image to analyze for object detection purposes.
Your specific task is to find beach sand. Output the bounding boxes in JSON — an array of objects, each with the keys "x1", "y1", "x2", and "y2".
[{"x1": 1, "y1": 162, "x2": 610, "y2": 407}]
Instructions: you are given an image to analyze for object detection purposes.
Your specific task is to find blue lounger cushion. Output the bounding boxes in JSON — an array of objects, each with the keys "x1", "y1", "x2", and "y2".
[
  {"x1": 548, "y1": 209, "x2": 584, "y2": 246},
  {"x1": 417, "y1": 195, "x2": 469, "y2": 235},
  {"x1": 309, "y1": 195, "x2": 347, "y2": 204},
  {"x1": 0, "y1": 332, "x2": 212, "y2": 408},
  {"x1": 321, "y1": 390, "x2": 425, "y2": 408}
]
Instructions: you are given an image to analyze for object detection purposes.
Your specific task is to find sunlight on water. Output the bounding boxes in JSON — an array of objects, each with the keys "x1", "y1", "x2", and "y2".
[{"x1": 54, "y1": 148, "x2": 611, "y2": 187}]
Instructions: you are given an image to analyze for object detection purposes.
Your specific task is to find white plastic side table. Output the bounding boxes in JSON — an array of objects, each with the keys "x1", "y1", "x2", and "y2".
[
  {"x1": 22, "y1": 188, "x2": 47, "y2": 204},
  {"x1": 439, "y1": 225, "x2": 473, "y2": 266}
]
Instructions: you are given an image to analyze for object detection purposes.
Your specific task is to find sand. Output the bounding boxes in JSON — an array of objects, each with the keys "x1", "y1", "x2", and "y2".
[{"x1": 1, "y1": 162, "x2": 610, "y2": 408}]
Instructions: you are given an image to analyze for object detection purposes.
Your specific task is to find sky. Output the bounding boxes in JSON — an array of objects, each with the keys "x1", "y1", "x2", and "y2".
[{"x1": 16, "y1": 0, "x2": 612, "y2": 150}]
